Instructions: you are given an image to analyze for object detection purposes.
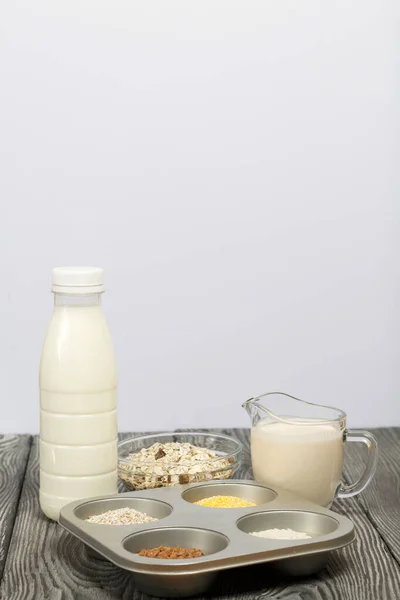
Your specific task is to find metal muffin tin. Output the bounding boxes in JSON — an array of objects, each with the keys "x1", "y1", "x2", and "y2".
[{"x1": 60, "y1": 480, "x2": 355, "y2": 598}]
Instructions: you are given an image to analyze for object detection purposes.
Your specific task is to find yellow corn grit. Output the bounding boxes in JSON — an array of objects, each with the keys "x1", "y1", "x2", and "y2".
[{"x1": 194, "y1": 495, "x2": 256, "y2": 508}]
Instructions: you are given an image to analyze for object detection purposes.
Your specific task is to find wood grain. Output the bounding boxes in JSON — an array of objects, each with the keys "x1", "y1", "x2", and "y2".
[
  {"x1": 0, "y1": 434, "x2": 31, "y2": 582},
  {"x1": 342, "y1": 427, "x2": 400, "y2": 564},
  {"x1": 1, "y1": 430, "x2": 399, "y2": 600}
]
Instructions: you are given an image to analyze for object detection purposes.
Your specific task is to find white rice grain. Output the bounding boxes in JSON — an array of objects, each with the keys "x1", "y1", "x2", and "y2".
[{"x1": 250, "y1": 528, "x2": 311, "y2": 540}]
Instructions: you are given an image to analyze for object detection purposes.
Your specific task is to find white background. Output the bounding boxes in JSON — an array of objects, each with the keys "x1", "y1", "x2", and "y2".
[{"x1": 0, "y1": 0, "x2": 398, "y2": 433}]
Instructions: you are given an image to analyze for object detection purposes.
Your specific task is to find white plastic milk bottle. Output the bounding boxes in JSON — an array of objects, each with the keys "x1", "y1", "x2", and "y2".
[{"x1": 39, "y1": 267, "x2": 118, "y2": 521}]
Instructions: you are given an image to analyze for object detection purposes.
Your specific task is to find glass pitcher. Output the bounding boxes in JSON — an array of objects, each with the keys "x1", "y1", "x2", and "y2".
[{"x1": 243, "y1": 392, "x2": 378, "y2": 507}]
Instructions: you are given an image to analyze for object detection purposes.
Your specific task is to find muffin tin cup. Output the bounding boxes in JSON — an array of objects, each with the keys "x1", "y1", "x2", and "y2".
[{"x1": 60, "y1": 480, "x2": 355, "y2": 597}]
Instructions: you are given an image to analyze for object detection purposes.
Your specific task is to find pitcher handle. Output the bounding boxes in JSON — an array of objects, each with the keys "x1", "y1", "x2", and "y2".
[{"x1": 337, "y1": 429, "x2": 378, "y2": 499}]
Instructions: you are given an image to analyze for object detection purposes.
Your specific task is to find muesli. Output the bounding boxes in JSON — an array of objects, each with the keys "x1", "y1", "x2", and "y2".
[{"x1": 120, "y1": 442, "x2": 234, "y2": 490}]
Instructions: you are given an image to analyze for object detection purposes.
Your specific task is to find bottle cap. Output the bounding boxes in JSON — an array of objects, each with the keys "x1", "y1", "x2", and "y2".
[{"x1": 51, "y1": 267, "x2": 105, "y2": 294}]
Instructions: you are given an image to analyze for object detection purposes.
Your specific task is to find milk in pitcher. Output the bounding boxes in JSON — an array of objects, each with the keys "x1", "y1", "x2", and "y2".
[
  {"x1": 251, "y1": 418, "x2": 344, "y2": 506},
  {"x1": 40, "y1": 267, "x2": 118, "y2": 521}
]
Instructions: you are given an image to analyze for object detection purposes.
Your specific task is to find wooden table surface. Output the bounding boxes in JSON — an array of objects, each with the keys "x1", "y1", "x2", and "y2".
[{"x1": 0, "y1": 428, "x2": 399, "y2": 600}]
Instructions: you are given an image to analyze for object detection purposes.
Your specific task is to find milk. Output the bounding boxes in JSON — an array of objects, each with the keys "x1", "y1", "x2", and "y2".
[
  {"x1": 251, "y1": 418, "x2": 344, "y2": 506},
  {"x1": 40, "y1": 270, "x2": 118, "y2": 521}
]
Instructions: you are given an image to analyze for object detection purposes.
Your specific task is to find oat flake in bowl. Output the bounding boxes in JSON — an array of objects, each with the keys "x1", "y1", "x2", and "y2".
[{"x1": 118, "y1": 432, "x2": 242, "y2": 491}]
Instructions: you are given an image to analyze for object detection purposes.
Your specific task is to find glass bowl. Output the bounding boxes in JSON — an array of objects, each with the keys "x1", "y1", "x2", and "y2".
[{"x1": 118, "y1": 432, "x2": 242, "y2": 491}]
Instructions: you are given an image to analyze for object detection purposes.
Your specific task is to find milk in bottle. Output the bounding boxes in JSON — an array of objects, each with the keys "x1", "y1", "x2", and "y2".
[{"x1": 39, "y1": 267, "x2": 118, "y2": 521}]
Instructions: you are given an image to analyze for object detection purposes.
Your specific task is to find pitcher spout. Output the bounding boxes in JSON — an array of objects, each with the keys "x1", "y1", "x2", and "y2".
[
  {"x1": 242, "y1": 396, "x2": 271, "y2": 427},
  {"x1": 242, "y1": 397, "x2": 254, "y2": 413}
]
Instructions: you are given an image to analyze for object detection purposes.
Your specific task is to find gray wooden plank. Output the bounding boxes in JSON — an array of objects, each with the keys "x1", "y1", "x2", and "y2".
[
  {"x1": 342, "y1": 427, "x2": 400, "y2": 564},
  {"x1": 0, "y1": 434, "x2": 32, "y2": 582},
  {"x1": 1, "y1": 430, "x2": 399, "y2": 600}
]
